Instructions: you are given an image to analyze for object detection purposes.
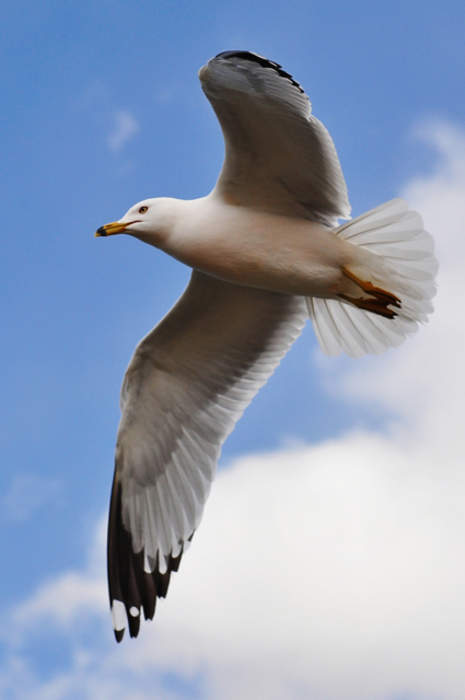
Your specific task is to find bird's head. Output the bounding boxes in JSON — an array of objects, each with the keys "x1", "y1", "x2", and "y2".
[{"x1": 95, "y1": 197, "x2": 176, "y2": 247}]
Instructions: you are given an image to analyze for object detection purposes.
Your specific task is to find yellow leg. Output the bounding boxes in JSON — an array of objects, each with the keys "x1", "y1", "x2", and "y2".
[{"x1": 340, "y1": 267, "x2": 401, "y2": 319}]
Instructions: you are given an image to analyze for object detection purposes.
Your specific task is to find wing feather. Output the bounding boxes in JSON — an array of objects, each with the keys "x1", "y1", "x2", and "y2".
[
  {"x1": 108, "y1": 271, "x2": 306, "y2": 640},
  {"x1": 199, "y1": 51, "x2": 351, "y2": 225}
]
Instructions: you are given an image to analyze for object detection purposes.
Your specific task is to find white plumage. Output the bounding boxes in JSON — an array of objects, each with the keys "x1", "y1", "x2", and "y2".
[{"x1": 96, "y1": 51, "x2": 437, "y2": 640}]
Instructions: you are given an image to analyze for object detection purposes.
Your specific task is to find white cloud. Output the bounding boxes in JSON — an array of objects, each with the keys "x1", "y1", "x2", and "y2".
[
  {"x1": 6, "y1": 518, "x2": 107, "y2": 649},
  {"x1": 119, "y1": 433, "x2": 465, "y2": 700},
  {"x1": 12, "y1": 563, "x2": 105, "y2": 630},
  {"x1": 107, "y1": 110, "x2": 139, "y2": 152},
  {"x1": 4, "y1": 121, "x2": 465, "y2": 700}
]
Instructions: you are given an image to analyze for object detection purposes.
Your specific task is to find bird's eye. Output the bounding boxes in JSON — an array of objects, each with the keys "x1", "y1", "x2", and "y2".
[{"x1": 138, "y1": 206, "x2": 148, "y2": 214}]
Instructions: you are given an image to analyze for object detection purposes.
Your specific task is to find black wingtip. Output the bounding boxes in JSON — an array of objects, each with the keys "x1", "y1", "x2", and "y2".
[
  {"x1": 142, "y1": 593, "x2": 156, "y2": 622},
  {"x1": 114, "y1": 627, "x2": 125, "y2": 643},
  {"x1": 214, "y1": 50, "x2": 304, "y2": 94},
  {"x1": 107, "y1": 473, "x2": 189, "y2": 641},
  {"x1": 128, "y1": 608, "x2": 141, "y2": 638}
]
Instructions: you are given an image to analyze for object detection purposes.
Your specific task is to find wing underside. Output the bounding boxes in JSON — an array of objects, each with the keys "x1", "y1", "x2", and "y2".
[
  {"x1": 108, "y1": 271, "x2": 307, "y2": 640},
  {"x1": 200, "y1": 50, "x2": 351, "y2": 225}
]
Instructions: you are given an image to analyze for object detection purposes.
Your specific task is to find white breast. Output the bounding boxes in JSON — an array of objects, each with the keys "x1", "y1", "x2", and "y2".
[{"x1": 164, "y1": 196, "x2": 353, "y2": 298}]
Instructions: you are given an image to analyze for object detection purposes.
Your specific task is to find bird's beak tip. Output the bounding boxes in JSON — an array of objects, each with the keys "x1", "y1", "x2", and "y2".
[{"x1": 94, "y1": 221, "x2": 129, "y2": 238}]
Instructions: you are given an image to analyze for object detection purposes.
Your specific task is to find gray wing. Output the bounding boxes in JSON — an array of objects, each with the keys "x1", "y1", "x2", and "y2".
[
  {"x1": 108, "y1": 271, "x2": 307, "y2": 641},
  {"x1": 199, "y1": 50, "x2": 351, "y2": 227}
]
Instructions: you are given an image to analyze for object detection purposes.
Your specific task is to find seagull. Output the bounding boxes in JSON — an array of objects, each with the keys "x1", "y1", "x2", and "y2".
[{"x1": 95, "y1": 50, "x2": 437, "y2": 641}]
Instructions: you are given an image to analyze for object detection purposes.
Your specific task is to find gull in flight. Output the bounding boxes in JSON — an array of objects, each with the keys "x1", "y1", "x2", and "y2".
[{"x1": 96, "y1": 51, "x2": 437, "y2": 641}]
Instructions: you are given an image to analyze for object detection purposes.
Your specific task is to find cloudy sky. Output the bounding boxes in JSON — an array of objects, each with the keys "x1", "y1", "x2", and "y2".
[{"x1": 1, "y1": 1, "x2": 464, "y2": 698}]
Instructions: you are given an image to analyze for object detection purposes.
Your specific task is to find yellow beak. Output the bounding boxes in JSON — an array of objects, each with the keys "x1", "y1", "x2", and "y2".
[{"x1": 95, "y1": 221, "x2": 134, "y2": 237}]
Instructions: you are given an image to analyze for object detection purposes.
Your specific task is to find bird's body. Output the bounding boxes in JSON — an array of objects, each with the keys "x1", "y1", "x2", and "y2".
[
  {"x1": 96, "y1": 51, "x2": 437, "y2": 641},
  {"x1": 135, "y1": 195, "x2": 353, "y2": 298}
]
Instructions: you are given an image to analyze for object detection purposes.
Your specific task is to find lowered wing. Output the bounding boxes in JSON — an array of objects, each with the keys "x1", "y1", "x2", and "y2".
[{"x1": 108, "y1": 271, "x2": 306, "y2": 640}]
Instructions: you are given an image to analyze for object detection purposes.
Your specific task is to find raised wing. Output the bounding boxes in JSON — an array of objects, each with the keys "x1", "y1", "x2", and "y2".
[
  {"x1": 108, "y1": 271, "x2": 307, "y2": 640},
  {"x1": 199, "y1": 50, "x2": 351, "y2": 226}
]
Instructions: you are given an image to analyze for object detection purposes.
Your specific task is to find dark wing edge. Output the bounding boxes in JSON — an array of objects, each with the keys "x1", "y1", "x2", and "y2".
[
  {"x1": 107, "y1": 472, "x2": 186, "y2": 642},
  {"x1": 215, "y1": 50, "x2": 305, "y2": 94}
]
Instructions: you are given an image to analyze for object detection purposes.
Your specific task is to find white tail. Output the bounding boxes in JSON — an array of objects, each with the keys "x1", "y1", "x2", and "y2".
[{"x1": 307, "y1": 199, "x2": 438, "y2": 357}]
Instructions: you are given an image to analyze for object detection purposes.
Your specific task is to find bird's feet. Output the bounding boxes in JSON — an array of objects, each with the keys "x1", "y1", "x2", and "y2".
[{"x1": 339, "y1": 267, "x2": 401, "y2": 319}]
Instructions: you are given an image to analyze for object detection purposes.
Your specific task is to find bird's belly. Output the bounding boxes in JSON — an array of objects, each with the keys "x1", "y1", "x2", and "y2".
[
  {"x1": 170, "y1": 214, "x2": 350, "y2": 298},
  {"x1": 195, "y1": 247, "x2": 341, "y2": 297}
]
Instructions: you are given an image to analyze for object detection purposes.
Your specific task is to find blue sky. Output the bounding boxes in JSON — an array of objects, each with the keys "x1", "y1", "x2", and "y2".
[{"x1": 1, "y1": 1, "x2": 464, "y2": 698}]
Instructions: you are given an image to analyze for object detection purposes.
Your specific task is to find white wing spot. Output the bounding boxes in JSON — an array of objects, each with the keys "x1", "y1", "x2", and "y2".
[{"x1": 111, "y1": 599, "x2": 127, "y2": 631}]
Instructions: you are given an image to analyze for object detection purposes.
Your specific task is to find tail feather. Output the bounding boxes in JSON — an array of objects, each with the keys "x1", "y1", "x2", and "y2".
[{"x1": 307, "y1": 199, "x2": 438, "y2": 357}]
